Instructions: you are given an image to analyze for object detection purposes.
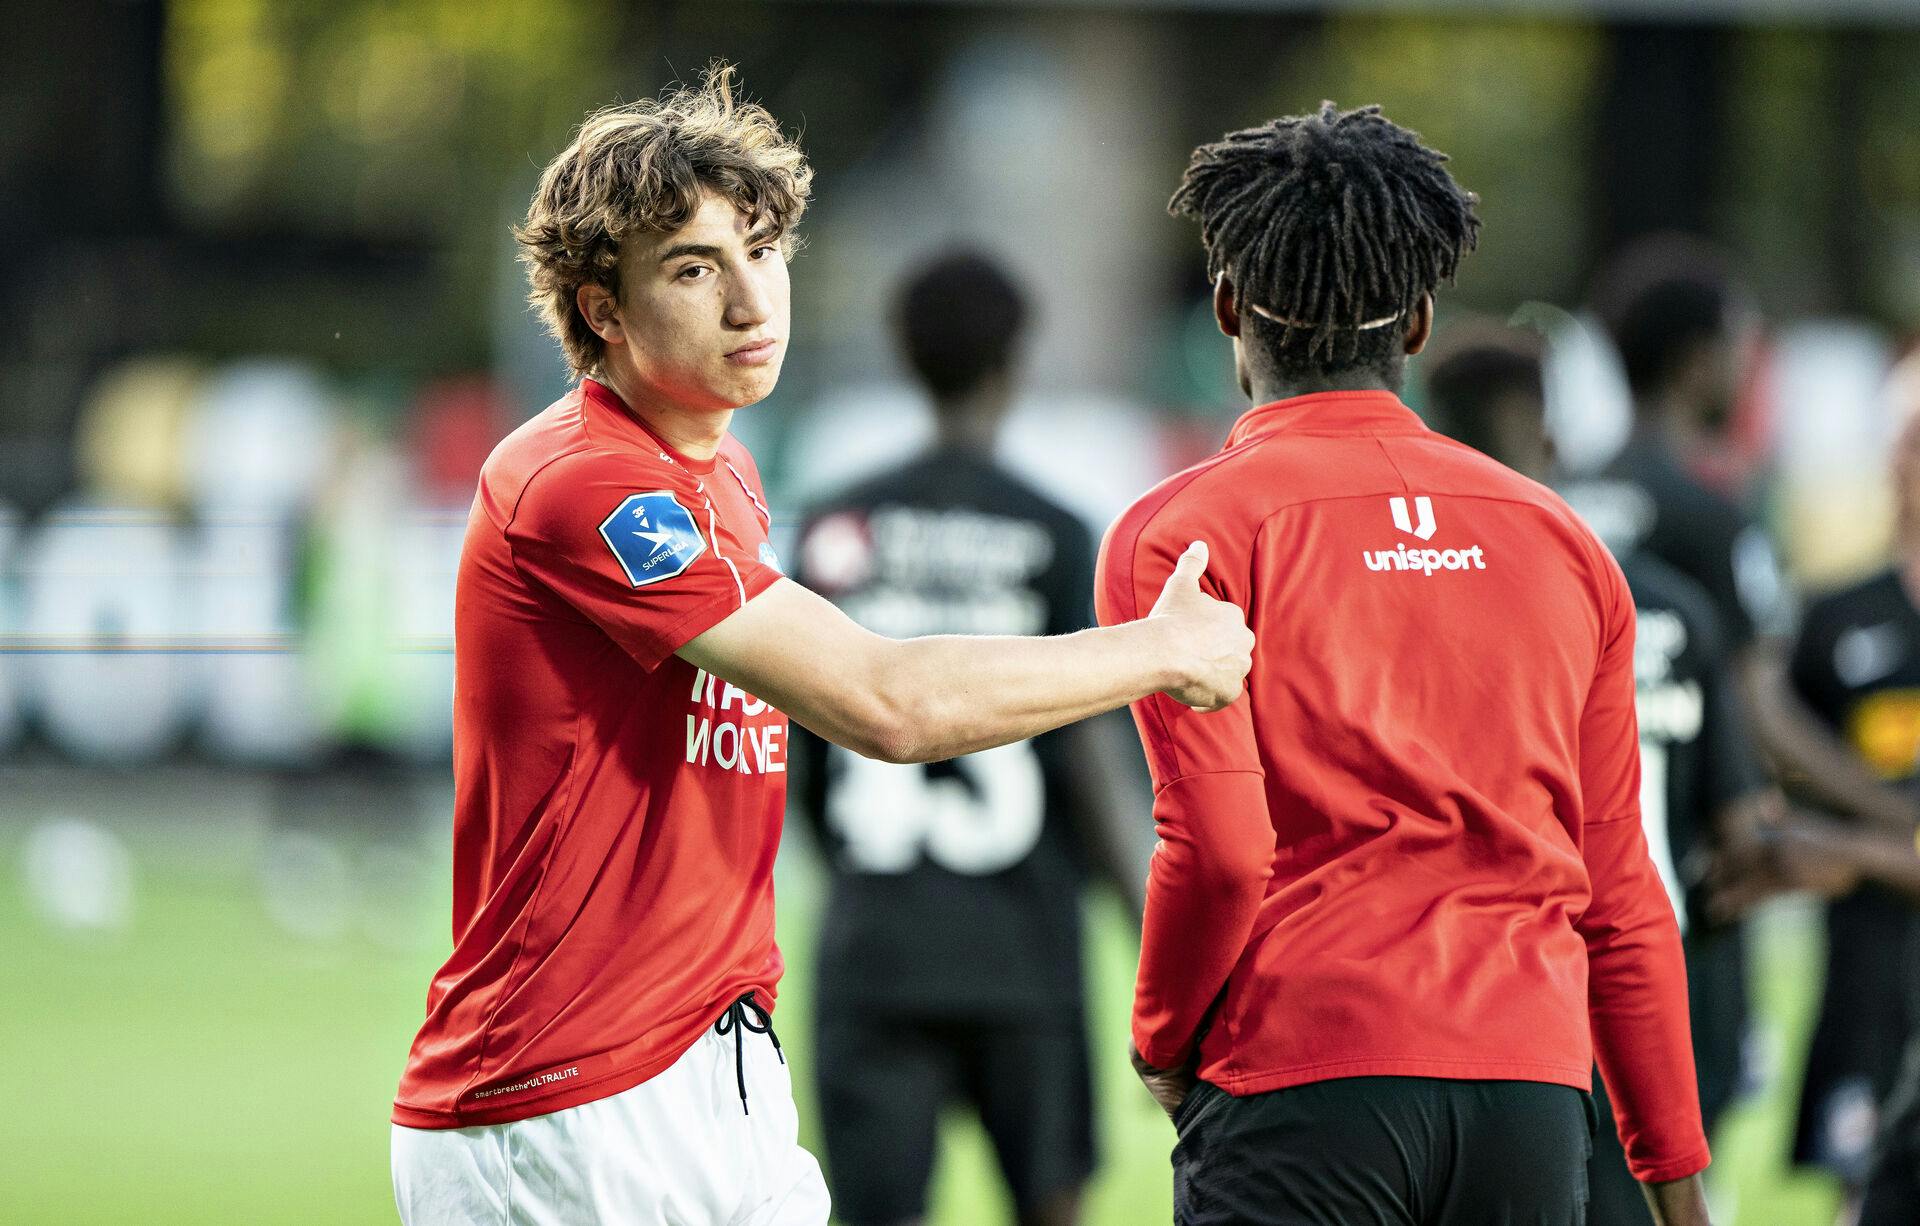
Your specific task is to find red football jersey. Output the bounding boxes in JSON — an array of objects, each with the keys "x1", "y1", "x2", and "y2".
[
  {"x1": 394, "y1": 379, "x2": 787, "y2": 1128},
  {"x1": 1097, "y1": 391, "x2": 1709, "y2": 1183}
]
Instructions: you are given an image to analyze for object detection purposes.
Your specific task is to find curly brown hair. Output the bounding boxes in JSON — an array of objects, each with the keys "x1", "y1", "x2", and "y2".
[{"x1": 515, "y1": 63, "x2": 813, "y2": 378}]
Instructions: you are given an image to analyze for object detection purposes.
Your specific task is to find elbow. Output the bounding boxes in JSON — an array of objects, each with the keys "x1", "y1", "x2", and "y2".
[
  {"x1": 1174, "y1": 840, "x2": 1271, "y2": 909},
  {"x1": 1578, "y1": 902, "x2": 1680, "y2": 961},
  {"x1": 854, "y1": 708, "x2": 925, "y2": 765},
  {"x1": 836, "y1": 649, "x2": 934, "y2": 764},
  {"x1": 1149, "y1": 781, "x2": 1274, "y2": 908},
  {"x1": 1209, "y1": 850, "x2": 1273, "y2": 904}
]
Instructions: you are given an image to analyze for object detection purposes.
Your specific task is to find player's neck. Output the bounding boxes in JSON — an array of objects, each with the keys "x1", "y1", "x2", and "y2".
[
  {"x1": 933, "y1": 407, "x2": 1004, "y2": 456},
  {"x1": 1249, "y1": 371, "x2": 1398, "y2": 405},
  {"x1": 597, "y1": 369, "x2": 731, "y2": 462},
  {"x1": 931, "y1": 382, "x2": 1012, "y2": 456}
]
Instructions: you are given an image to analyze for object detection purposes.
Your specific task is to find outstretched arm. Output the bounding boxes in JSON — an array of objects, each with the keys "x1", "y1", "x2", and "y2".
[
  {"x1": 680, "y1": 541, "x2": 1253, "y2": 765},
  {"x1": 503, "y1": 456, "x2": 1245, "y2": 765}
]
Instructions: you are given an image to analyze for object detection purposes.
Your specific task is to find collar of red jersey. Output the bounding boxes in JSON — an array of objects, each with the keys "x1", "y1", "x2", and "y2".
[
  {"x1": 580, "y1": 378, "x2": 723, "y2": 475},
  {"x1": 1225, "y1": 390, "x2": 1424, "y2": 448}
]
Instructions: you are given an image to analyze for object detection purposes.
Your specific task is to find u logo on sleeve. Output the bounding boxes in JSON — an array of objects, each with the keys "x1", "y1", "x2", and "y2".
[{"x1": 599, "y1": 492, "x2": 708, "y2": 587}]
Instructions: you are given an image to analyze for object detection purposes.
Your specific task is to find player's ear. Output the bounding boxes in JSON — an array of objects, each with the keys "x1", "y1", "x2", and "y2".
[
  {"x1": 1213, "y1": 271, "x2": 1243, "y2": 340},
  {"x1": 1403, "y1": 293, "x2": 1434, "y2": 356},
  {"x1": 577, "y1": 280, "x2": 626, "y2": 347}
]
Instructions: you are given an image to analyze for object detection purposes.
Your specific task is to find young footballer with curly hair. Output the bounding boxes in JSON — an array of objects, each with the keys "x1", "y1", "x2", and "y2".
[{"x1": 388, "y1": 66, "x2": 1252, "y2": 1226}]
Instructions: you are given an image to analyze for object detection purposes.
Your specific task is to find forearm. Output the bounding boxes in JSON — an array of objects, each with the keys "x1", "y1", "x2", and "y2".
[
  {"x1": 1839, "y1": 826, "x2": 1920, "y2": 902},
  {"x1": 1747, "y1": 653, "x2": 1919, "y2": 834},
  {"x1": 869, "y1": 619, "x2": 1181, "y2": 764},
  {"x1": 680, "y1": 578, "x2": 1207, "y2": 766},
  {"x1": 1132, "y1": 770, "x2": 1272, "y2": 1069}
]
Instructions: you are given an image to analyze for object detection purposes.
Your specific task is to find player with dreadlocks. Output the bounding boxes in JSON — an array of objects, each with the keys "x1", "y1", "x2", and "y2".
[{"x1": 1097, "y1": 104, "x2": 1714, "y2": 1225}]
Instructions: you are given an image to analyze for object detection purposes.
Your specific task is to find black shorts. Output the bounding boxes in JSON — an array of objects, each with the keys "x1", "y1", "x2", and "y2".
[
  {"x1": 814, "y1": 1006, "x2": 1096, "y2": 1225},
  {"x1": 1794, "y1": 890, "x2": 1919, "y2": 1179},
  {"x1": 1172, "y1": 1076, "x2": 1594, "y2": 1226},
  {"x1": 1861, "y1": 1039, "x2": 1920, "y2": 1226}
]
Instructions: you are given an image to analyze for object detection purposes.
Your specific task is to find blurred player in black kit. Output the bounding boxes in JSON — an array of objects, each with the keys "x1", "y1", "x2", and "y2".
[
  {"x1": 1559, "y1": 238, "x2": 1796, "y2": 1144},
  {"x1": 792, "y1": 251, "x2": 1149, "y2": 1226},
  {"x1": 1426, "y1": 324, "x2": 1775, "y2": 1226},
  {"x1": 1714, "y1": 352, "x2": 1920, "y2": 1215},
  {"x1": 1568, "y1": 239, "x2": 1920, "y2": 1194},
  {"x1": 1778, "y1": 355, "x2": 1920, "y2": 1199},
  {"x1": 1564, "y1": 238, "x2": 1795, "y2": 657}
]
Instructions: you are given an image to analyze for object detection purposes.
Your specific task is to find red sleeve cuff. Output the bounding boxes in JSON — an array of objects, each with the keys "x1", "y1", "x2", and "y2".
[
  {"x1": 632, "y1": 565, "x2": 780, "y2": 670},
  {"x1": 1133, "y1": 1031, "x2": 1197, "y2": 1074},
  {"x1": 1627, "y1": 1144, "x2": 1711, "y2": 1185}
]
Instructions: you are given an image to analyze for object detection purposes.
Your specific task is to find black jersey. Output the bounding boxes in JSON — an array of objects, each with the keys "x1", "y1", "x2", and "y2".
[
  {"x1": 1563, "y1": 428, "x2": 1794, "y2": 651},
  {"x1": 1624, "y1": 552, "x2": 1765, "y2": 933},
  {"x1": 792, "y1": 446, "x2": 1099, "y2": 1015},
  {"x1": 1624, "y1": 551, "x2": 1765, "y2": 1138},
  {"x1": 1789, "y1": 568, "x2": 1920, "y2": 771},
  {"x1": 1788, "y1": 568, "x2": 1920, "y2": 1176},
  {"x1": 1586, "y1": 556, "x2": 1763, "y2": 1211}
]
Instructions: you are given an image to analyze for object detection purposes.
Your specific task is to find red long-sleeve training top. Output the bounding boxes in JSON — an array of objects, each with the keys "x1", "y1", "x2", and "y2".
[{"x1": 1096, "y1": 391, "x2": 1709, "y2": 1184}]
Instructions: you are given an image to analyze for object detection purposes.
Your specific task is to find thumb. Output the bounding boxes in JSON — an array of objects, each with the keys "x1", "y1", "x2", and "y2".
[{"x1": 1169, "y1": 540, "x2": 1209, "y2": 587}]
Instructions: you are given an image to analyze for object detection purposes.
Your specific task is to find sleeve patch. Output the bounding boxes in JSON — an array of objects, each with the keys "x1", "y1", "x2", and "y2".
[{"x1": 598, "y1": 492, "x2": 708, "y2": 587}]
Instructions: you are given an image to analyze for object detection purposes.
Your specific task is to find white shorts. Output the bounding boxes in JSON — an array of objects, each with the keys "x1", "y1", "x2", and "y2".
[{"x1": 392, "y1": 1022, "x2": 829, "y2": 1226}]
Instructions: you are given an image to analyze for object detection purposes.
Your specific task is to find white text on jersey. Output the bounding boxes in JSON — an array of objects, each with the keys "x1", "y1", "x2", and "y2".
[
  {"x1": 1362, "y1": 543, "x2": 1488, "y2": 575},
  {"x1": 685, "y1": 667, "x2": 786, "y2": 775}
]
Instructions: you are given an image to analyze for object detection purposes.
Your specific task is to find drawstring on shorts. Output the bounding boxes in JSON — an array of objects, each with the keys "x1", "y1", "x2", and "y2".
[{"x1": 713, "y1": 991, "x2": 783, "y2": 1114}]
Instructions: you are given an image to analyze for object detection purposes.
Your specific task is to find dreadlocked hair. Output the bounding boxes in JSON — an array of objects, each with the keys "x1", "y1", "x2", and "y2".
[{"x1": 1171, "y1": 102, "x2": 1480, "y2": 379}]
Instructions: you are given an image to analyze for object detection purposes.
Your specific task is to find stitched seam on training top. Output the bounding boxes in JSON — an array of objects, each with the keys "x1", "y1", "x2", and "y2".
[
  {"x1": 707, "y1": 501, "x2": 746, "y2": 606},
  {"x1": 722, "y1": 459, "x2": 772, "y2": 525},
  {"x1": 451, "y1": 707, "x2": 584, "y2": 1111}
]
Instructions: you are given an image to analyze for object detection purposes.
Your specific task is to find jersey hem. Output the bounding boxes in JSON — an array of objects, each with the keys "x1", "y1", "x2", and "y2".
[
  {"x1": 397, "y1": 980, "x2": 782, "y2": 1129},
  {"x1": 393, "y1": 1044, "x2": 684, "y2": 1129},
  {"x1": 1209, "y1": 1055, "x2": 1594, "y2": 1098},
  {"x1": 394, "y1": 1013, "x2": 716, "y2": 1130},
  {"x1": 1199, "y1": 1057, "x2": 1710, "y2": 1183}
]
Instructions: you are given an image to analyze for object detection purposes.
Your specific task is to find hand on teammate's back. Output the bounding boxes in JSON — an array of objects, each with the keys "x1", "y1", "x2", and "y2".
[{"x1": 1148, "y1": 541, "x2": 1255, "y2": 712}]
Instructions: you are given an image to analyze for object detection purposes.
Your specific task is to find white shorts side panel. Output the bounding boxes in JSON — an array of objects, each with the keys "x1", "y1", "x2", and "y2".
[{"x1": 392, "y1": 1024, "x2": 828, "y2": 1226}]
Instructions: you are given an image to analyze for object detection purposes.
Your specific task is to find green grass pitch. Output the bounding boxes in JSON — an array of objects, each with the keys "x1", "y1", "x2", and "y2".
[{"x1": 0, "y1": 809, "x2": 1846, "y2": 1224}]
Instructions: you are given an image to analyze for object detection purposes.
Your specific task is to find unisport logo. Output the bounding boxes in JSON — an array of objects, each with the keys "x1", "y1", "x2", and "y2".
[
  {"x1": 1363, "y1": 543, "x2": 1486, "y2": 575},
  {"x1": 1389, "y1": 495, "x2": 1436, "y2": 540},
  {"x1": 1362, "y1": 495, "x2": 1488, "y2": 575}
]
